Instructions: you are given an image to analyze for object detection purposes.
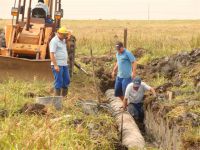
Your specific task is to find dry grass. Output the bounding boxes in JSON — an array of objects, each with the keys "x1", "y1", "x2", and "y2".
[
  {"x1": 1, "y1": 20, "x2": 200, "y2": 63},
  {"x1": 1, "y1": 19, "x2": 200, "y2": 149},
  {"x1": 0, "y1": 73, "x2": 118, "y2": 149},
  {"x1": 62, "y1": 20, "x2": 200, "y2": 62}
]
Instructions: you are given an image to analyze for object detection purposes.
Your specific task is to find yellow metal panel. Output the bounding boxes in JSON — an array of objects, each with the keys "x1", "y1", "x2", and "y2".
[
  {"x1": 12, "y1": 43, "x2": 39, "y2": 55},
  {"x1": 5, "y1": 25, "x2": 13, "y2": 48},
  {"x1": 40, "y1": 27, "x2": 53, "y2": 59},
  {"x1": 18, "y1": 35, "x2": 39, "y2": 44},
  {"x1": 0, "y1": 48, "x2": 8, "y2": 56}
]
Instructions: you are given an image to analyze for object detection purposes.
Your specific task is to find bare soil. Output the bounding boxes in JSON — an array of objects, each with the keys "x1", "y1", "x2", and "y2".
[{"x1": 17, "y1": 103, "x2": 47, "y2": 115}]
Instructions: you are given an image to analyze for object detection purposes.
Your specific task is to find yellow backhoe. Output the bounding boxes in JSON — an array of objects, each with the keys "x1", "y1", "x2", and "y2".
[{"x1": 0, "y1": 0, "x2": 76, "y2": 81}]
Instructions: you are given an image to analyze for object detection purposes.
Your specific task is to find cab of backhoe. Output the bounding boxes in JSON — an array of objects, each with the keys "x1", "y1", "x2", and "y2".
[
  {"x1": 0, "y1": 0, "x2": 77, "y2": 81},
  {"x1": 0, "y1": 0, "x2": 63, "y2": 60},
  {"x1": 32, "y1": 8, "x2": 46, "y2": 19}
]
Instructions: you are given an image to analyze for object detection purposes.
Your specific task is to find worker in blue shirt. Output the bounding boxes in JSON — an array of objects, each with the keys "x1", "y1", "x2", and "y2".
[{"x1": 112, "y1": 41, "x2": 137, "y2": 100}]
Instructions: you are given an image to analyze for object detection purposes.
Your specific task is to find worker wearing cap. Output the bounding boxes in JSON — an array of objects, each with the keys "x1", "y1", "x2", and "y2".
[
  {"x1": 49, "y1": 27, "x2": 70, "y2": 97},
  {"x1": 123, "y1": 77, "x2": 156, "y2": 122},
  {"x1": 34, "y1": 0, "x2": 49, "y2": 17},
  {"x1": 112, "y1": 41, "x2": 137, "y2": 100}
]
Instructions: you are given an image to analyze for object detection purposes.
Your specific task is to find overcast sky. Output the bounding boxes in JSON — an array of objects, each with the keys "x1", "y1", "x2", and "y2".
[{"x1": 0, "y1": 0, "x2": 199, "y2": 19}]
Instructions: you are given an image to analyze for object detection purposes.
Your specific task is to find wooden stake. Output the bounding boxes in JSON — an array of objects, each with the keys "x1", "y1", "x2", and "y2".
[
  {"x1": 167, "y1": 91, "x2": 173, "y2": 101},
  {"x1": 120, "y1": 111, "x2": 124, "y2": 143},
  {"x1": 124, "y1": 28, "x2": 128, "y2": 48},
  {"x1": 109, "y1": 46, "x2": 112, "y2": 56},
  {"x1": 90, "y1": 48, "x2": 101, "y2": 103}
]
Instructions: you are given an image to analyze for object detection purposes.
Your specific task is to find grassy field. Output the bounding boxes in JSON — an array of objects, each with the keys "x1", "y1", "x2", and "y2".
[
  {"x1": 0, "y1": 75, "x2": 119, "y2": 149},
  {"x1": 1, "y1": 19, "x2": 200, "y2": 63},
  {"x1": 65, "y1": 20, "x2": 200, "y2": 64},
  {"x1": 0, "y1": 19, "x2": 200, "y2": 149}
]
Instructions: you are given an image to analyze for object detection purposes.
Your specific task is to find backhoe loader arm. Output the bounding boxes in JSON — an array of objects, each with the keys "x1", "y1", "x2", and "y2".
[{"x1": 44, "y1": 0, "x2": 54, "y2": 18}]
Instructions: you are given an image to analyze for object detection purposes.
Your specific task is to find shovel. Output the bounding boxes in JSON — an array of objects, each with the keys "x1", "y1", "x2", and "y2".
[{"x1": 120, "y1": 110, "x2": 124, "y2": 143}]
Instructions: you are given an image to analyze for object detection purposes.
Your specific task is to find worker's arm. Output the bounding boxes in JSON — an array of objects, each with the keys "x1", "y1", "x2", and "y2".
[
  {"x1": 122, "y1": 84, "x2": 131, "y2": 110},
  {"x1": 123, "y1": 98, "x2": 128, "y2": 110},
  {"x1": 143, "y1": 82, "x2": 157, "y2": 97},
  {"x1": 50, "y1": 52, "x2": 60, "y2": 72},
  {"x1": 112, "y1": 62, "x2": 118, "y2": 79},
  {"x1": 127, "y1": 51, "x2": 137, "y2": 79},
  {"x1": 150, "y1": 87, "x2": 157, "y2": 97},
  {"x1": 132, "y1": 61, "x2": 137, "y2": 79},
  {"x1": 50, "y1": 39, "x2": 60, "y2": 72}
]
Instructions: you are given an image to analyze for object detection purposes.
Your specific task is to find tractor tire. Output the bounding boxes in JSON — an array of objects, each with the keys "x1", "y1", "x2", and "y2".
[{"x1": 0, "y1": 29, "x2": 6, "y2": 48}]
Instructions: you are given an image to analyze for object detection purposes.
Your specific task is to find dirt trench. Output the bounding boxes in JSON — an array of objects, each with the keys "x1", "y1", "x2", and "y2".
[
  {"x1": 90, "y1": 48, "x2": 200, "y2": 149},
  {"x1": 141, "y1": 49, "x2": 200, "y2": 150}
]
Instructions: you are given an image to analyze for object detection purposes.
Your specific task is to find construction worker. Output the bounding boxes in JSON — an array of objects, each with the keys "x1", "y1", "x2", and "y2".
[
  {"x1": 112, "y1": 41, "x2": 137, "y2": 100},
  {"x1": 50, "y1": 27, "x2": 70, "y2": 97},
  {"x1": 0, "y1": 29, "x2": 6, "y2": 48},
  {"x1": 123, "y1": 77, "x2": 156, "y2": 122},
  {"x1": 66, "y1": 30, "x2": 76, "y2": 77},
  {"x1": 34, "y1": 0, "x2": 49, "y2": 17}
]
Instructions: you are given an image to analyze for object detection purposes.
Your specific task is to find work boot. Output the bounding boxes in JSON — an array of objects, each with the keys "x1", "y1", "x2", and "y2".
[
  {"x1": 54, "y1": 89, "x2": 61, "y2": 96},
  {"x1": 62, "y1": 88, "x2": 68, "y2": 97}
]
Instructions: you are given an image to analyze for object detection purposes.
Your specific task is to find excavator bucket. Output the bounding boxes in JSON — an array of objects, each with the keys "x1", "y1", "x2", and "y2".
[
  {"x1": 0, "y1": 0, "x2": 76, "y2": 82},
  {"x1": 0, "y1": 56, "x2": 53, "y2": 81}
]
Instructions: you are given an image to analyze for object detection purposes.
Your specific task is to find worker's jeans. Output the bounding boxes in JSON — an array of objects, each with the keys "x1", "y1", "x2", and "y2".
[
  {"x1": 51, "y1": 66, "x2": 70, "y2": 89},
  {"x1": 114, "y1": 77, "x2": 132, "y2": 97},
  {"x1": 128, "y1": 103, "x2": 144, "y2": 122}
]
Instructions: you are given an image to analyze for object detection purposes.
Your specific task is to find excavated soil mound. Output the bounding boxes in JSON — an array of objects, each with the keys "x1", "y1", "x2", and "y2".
[
  {"x1": 95, "y1": 67, "x2": 115, "y2": 93},
  {"x1": 140, "y1": 49, "x2": 200, "y2": 149},
  {"x1": 0, "y1": 109, "x2": 8, "y2": 118},
  {"x1": 80, "y1": 56, "x2": 114, "y2": 65},
  {"x1": 17, "y1": 103, "x2": 47, "y2": 115},
  {"x1": 139, "y1": 49, "x2": 200, "y2": 79},
  {"x1": 142, "y1": 49, "x2": 200, "y2": 118},
  {"x1": 133, "y1": 48, "x2": 147, "y2": 58}
]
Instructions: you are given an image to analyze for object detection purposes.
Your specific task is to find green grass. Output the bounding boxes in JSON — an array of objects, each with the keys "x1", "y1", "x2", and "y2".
[
  {"x1": 0, "y1": 74, "x2": 118, "y2": 149},
  {"x1": 182, "y1": 127, "x2": 200, "y2": 149},
  {"x1": 148, "y1": 74, "x2": 168, "y2": 88}
]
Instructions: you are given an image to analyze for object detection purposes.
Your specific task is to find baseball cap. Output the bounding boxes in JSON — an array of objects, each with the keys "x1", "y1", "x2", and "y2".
[
  {"x1": 57, "y1": 27, "x2": 69, "y2": 34},
  {"x1": 133, "y1": 77, "x2": 142, "y2": 87},
  {"x1": 115, "y1": 41, "x2": 123, "y2": 50}
]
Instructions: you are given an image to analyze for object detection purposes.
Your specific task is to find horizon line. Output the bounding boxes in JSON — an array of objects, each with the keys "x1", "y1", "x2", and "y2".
[{"x1": 1, "y1": 18, "x2": 200, "y2": 21}]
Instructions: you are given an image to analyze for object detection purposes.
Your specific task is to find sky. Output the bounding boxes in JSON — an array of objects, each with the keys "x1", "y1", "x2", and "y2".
[{"x1": 0, "y1": 0, "x2": 199, "y2": 20}]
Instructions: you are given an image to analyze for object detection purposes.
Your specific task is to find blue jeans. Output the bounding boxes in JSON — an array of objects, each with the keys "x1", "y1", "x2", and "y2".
[
  {"x1": 128, "y1": 103, "x2": 144, "y2": 122},
  {"x1": 114, "y1": 77, "x2": 132, "y2": 97},
  {"x1": 51, "y1": 66, "x2": 70, "y2": 89}
]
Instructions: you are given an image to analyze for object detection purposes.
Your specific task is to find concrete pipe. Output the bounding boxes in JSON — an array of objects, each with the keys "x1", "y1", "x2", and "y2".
[{"x1": 105, "y1": 89, "x2": 145, "y2": 149}]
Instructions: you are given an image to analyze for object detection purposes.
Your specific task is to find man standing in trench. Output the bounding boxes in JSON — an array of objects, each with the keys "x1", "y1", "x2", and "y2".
[
  {"x1": 50, "y1": 27, "x2": 70, "y2": 97},
  {"x1": 123, "y1": 77, "x2": 156, "y2": 123},
  {"x1": 112, "y1": 41, "x2": 137, "y2": 100}
]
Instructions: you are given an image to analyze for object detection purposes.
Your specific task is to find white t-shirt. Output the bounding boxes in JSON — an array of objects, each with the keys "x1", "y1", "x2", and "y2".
[
  {"x1": 34, "y1": 2, "x2": 50, "y2": 16},
  {"x1": 49, "y1": 35, "x2": 68, "y2": 66},
  {"x1": 125, "y1": 82, "x2": 151, "y2": 104}
]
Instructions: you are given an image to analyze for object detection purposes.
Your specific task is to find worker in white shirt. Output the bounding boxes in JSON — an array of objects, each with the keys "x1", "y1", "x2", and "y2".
[
  {"x1": 123, "y1": 77, "x2": 156, "y2": 122},
  {"x1": 34, "y1": 0, "x2": 49, "y2": 17}
]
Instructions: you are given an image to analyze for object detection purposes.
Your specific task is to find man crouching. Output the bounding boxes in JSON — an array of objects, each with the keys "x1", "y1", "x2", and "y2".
[
  {"x1": 50, "y1": 27, "x2": 70, "y2": 97},
  {"x1": 123, "y1": 77, "x2": 156, "y2": 123}
]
